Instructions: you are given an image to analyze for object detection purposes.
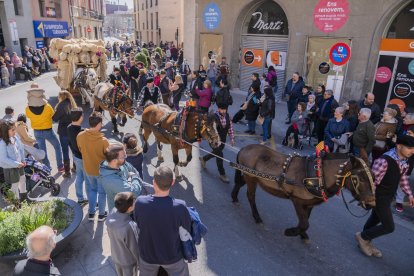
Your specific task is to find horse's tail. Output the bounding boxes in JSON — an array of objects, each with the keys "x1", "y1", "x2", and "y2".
[{"x1": 234, "y1": 151, "x2": 246, "y2": 188}]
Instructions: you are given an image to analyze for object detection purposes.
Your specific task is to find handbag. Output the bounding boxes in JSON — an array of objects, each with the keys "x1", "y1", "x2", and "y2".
[
  {"x1": 240, "y1": 93, "x2": 255, "y2": 111},
  {"x1": 257, "y1": 115, "x2": 264, "y2": 125}
]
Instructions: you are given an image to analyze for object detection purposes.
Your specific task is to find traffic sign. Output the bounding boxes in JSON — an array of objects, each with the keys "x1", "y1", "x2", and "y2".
[
  {"x1": 329, "y1": 42, "x2": 351, "y2": 66},
  {"x1": 242, "y1": 48, "x2": 264, "y2": 68}
]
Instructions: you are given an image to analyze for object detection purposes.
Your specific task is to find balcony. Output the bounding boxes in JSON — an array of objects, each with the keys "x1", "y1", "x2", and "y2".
[{"x1": 70, "y1": 6, "x2": 104, "y2": 21}]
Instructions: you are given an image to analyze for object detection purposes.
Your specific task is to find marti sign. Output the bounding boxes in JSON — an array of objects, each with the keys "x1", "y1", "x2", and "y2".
[{"x1": 251, "y1": 12, "x2": 284, "y2": 32}]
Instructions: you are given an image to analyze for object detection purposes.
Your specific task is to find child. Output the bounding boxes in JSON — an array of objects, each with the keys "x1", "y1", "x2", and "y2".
[
  {"x1": 123, "y1": 133, "x2": 143, "y2": 180},
  {"x1": 106, "y1": 192, "x2": 140, "y2": 276},
  {"x1": 0, "y1": 120, "x2": 27, "y2": 201}
]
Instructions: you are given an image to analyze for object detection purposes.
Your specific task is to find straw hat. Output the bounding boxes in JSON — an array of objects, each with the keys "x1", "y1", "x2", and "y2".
[{"x1": 27, "y1": 83, "x2": 47, "y2": 107}]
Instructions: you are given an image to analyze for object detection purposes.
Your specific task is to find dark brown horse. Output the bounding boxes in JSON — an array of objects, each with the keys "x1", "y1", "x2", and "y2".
[
  {"x1": 232, "y1": 144, "x2": 376, "y2": 242},
  {"x1": 94, "y1": 82, "x2": 134, "y2": 133},
  {"x1": 141, "y1": 104, "x2": 221, "y2": 179}
]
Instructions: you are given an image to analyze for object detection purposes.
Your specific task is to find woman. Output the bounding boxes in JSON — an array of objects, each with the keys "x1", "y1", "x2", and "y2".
[
  {"x1": 123, "y1": 133, "x2": 143, "y2": 180},
  {"x1": 120, "y1": 64, "x2": 129, "y2": 83},
  {"x1": 195, "y1": 79, "x2": 213, "y2": 113},
  {"x1": 16, "y1": 113, "x2": 36, "y2": 147},
  {"x1": 314, "y1": 84, "x2": 325, "y2": 108},
  {"x1": 198, "y1": 65, "x2": 207, "y2": 83},
  {"x1": 259, "y1": 86, "x2": 275, "y2": 144},
  {"x1": 282, "y1": 102, "x2": 309, "y2": 148},
  {"x1": 266, "y1": 66, "x2": 278, "y2": 96},
  {"x1": 154, "y1": 70, "x2": 161, "y2": 87},
  {"x1": 136, "y1": 69, "x2": 147, "y2": 97},
  {"x1": 244, "y1": 86, "x2": 261, "y2": 134},
  {"x1": 11, "y1": 52, "x2": 22, "y2": 81},
  {"x1": 372, "y1": 107, "x2": 398, "y2": 161},
  {"x1": 0, "y1": 120, "x2": 27, "y2": 201},
  {"x1": 52, "y1": 90, "x2": 77, "y2": 177},
  {"x1": 307, "y1": 94, "x2": 317, "y2": 133},
  {"x1": 343, "y1": 100, "x2": 360, "y2": 132},
  {"x1": 324, "y1": 107, "x2": 350, "y2": 152},
  {"x1": 169, "y1": 75, "x2": 185, "y2": 111}
]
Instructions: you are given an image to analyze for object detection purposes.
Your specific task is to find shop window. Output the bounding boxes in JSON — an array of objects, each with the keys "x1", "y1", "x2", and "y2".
[
  {"x1": 13, "y1": 0, "x2": 23, "y2": 16},
  {"x1": 386, "y1": 1, "x2": 414, "y2": 39},
  {"x1": 305, "y1": 37, "x2": 351, "y2": 100},
  {"x1": 244, "y1": 1, "x2": 288, "y2": 36}
]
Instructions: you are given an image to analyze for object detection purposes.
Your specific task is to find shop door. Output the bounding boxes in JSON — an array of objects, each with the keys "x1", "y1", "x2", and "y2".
[{"x1": 239, "y1": 35, "x2": 288, "y2": 100}]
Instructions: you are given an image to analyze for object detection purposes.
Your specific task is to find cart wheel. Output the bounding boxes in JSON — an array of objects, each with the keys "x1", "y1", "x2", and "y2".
[{"x1": 51, "y1": 184, "x2": 61, "y2": 196}]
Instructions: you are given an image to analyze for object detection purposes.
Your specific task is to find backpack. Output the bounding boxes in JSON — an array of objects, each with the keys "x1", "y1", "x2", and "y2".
[{"x1": 269, "y1": 73, "x2": 277, "y2": 87}]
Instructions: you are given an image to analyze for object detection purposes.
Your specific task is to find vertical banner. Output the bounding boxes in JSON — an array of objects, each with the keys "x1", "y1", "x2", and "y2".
[{"x1": 313, "y1": 0, "x2": 349, "y2": 33}]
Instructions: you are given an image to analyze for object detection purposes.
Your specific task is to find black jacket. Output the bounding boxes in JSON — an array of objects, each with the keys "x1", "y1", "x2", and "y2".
[
  {"x1": 67, "y1": 124, "x2": 83, "y2": 159},
  {"x1": 215, "y1": 87, "x2": 233, "y2": 109},
  {"x1": 245, "y1": 91, "x2": 261, "y2": 121},
  {"x1": 284, "y1": 77, "x2": 305, "y2": 101},
  {"x1": 190, "y1": 78, "x2": 203, "y2": 99},
  {"x1": 159, "y1": 77, "x2": 170, "y2": 95},
  {"x1": 129, "y1": 65, "x2": 139, "y2": 79},
  {"x1": 249, "y1": 79, "x2": 261, "y2": 93},
  {"x1": 359, "y1": 100, "x2": 381, "y2": 125},
  {"x1": 137, "y1": 74, "x2": 147, "y2": 95},
  {"x1": 52, "y1": 99, "x2": 72, "y2": 136},
  {"x1": 14, "y1": 259, "x2": 61, "y2": 276},
  {"x1": 260, "y1": 97, "x2": 275, "y2": 119}
]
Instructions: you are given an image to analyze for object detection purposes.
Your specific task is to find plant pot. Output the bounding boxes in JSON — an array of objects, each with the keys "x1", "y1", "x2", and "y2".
[{"x1": 0, "y1": 197, "x2": 83, "y2": 263}]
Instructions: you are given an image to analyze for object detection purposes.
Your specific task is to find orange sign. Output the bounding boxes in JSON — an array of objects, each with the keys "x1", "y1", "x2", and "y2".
[
  {"x1": 242, "y1": 48, "x2": 264, "y2": 68},
  {"x1": 380, "y1": 39, "x2": 414, "y2": 53}
]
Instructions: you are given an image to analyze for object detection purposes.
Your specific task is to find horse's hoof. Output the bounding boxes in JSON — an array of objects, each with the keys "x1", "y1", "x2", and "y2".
[
  {"x1": 254, "y1": 218, "x2": 263, "y2": 224},
  {"x1": 175, "y1": 175, "x2": 182, "y2": 182},
  {"x1": 284, "y1": 227, "x2": 300, "y2": 237},
  {"x1": 302, "y1": 238, "x2": 311, "y2": 245},
  {"x1": 119, "y1": 123, "x2": 125, "y2": 127},
  {"x1": 179, "y1": 162, "x2": 188, "y2": 167},
  {"x1": 113, "y1": 130, "x2": 119, "y2": 134}
]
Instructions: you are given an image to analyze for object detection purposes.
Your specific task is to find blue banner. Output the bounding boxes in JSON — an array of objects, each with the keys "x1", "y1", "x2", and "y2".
[
  {"x1": 35, "y1": 41, "x2": 44, "y2": 49},
  {"x1": 203, "y1": 3, "x2": 221, "y2": 30},
  {"x1": 33, "y1": 21, "x2": 69, "y2": 38}
]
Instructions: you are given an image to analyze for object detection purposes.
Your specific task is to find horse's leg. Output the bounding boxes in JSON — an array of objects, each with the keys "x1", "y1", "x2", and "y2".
[
  {"x1": 246, "y1": 178, "x2": 263, "y2": 224},
  {"x1": 172, "y1": 145, "x2": 182, "y2": 181},
  {"x1": 299, "y1": 207, "x2": 313, "y2": 242},
  {"x1": 157, "y1": 141, "x2": 164, "y2": 162},
  {"x1": 285, "y1": 200, "x2": 309, "y2": 238},
  {"x1": 111, "y1": 112, "x2": 119, "y2": 133},
  {"x1": 142, "y1": 125, "x2": 152, "y2": 153},
  {"x1": 119, "y1": 114, "x2": 127, "y2": 127},
  {"x1": 231, "y1": 169, "x2": 246, "y2": 203},
  {"x1": 179, "y1": 146, "x2": 192, "y2": 167}
]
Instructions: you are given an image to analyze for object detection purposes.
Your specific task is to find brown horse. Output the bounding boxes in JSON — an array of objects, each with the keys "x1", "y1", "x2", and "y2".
[
  {"x1": 232, "y1": 144, "x2": 376, "y2": 242},
  {"x1": 94, "y1": 82, "x2": 134, "y2": 133},
  {"x1": 141, "y1": 104, "x2": 221, "y2": 179}
]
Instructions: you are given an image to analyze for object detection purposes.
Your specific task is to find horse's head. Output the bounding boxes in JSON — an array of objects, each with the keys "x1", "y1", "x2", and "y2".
[
  {"x1": 86, "y1": 69, "x2": 98, "y2": 90},
  {"x1": 344, "y1": 155, "x2": 376, "y2": 209},
  {"x1": 115, "y1": 88, "x2": 135, "y2": 117},
  {"x1": 200, "y1": 112, "x2": 221, "y2": 149}
]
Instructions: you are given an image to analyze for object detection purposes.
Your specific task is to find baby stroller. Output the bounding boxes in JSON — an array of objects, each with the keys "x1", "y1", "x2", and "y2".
[
  {"x1": 283, "y1": 119, "x2": 312, "y2": 150},
  {"x1": 24, "y1": 155, "x2": 60, "y2": 199}
]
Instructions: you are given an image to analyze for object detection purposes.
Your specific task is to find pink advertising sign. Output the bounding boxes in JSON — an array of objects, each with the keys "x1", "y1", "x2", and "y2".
[
  {"x1": 314, "y1": 0, "x2": 350, "y2": 33},
  {"x1": 375, "y1": 66, "x2": 392, "y2": 84}
]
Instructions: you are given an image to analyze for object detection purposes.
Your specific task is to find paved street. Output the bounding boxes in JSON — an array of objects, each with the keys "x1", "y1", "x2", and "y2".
[{"x1": 0, "y1": 68, "x2": 414, "y2": 275}]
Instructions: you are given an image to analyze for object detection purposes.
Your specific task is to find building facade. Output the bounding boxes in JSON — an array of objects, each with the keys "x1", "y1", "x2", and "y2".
[
  {"x1": 184, "y1": 0, "x2": 414, "y2": 109},
  {"x1": 103, "y1": 1, "x2": 134, "y2": 39},
  {"x1": 134, "y1": 0, "x2": 183, "y2": 45},
  {"x1": 0, "y1": 0, "x2": 36, "y2": 55},
  {"x1": 70, "y1": 0, "x2": 105, "y2": 40}
]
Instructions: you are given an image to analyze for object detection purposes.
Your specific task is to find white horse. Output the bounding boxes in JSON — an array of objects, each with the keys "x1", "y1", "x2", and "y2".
[{"x1": 73, "y1": 67, "x2": 99, "y2": 107}]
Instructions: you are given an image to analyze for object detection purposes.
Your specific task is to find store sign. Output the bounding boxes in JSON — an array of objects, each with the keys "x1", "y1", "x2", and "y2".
[
  {"x1": 375, "y1": 66, "x2": 392, "y2": 84},
  {"x1": 33, "y1": 21, "x2": 69, "y2": 38},
  {"x1": 247, "y1": 2, "x2": 288, "y2": 35},
  {"x1": 319, "y1": 62, "x2": 330, "y2": 74},
  {"x1": 329, "y1": 42, "x2": 351, "y2": 66},
  {"x1": 46, "y1": 7, "x2": 56, "y2": 18},
  {"x1": 314, "y1": 0, "x2": 349, "y2": 33},
  {"x1": 242, "y1": 48, "x2": 264, "y2": 68},
  {"x1": 392, "y1": 58, "x2": 414, "y2": 99},
  {"x1": 36, "y1": 41, "x2": 44, "y2": 49},
  {"x1": 203, "y1": 3, "x2": 221, "y2": 30},
  {"x1": 266, "y1": 51, "x2": 286, "y2": 70}
]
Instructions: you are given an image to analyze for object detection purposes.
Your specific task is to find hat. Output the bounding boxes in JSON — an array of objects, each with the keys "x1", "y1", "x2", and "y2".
[
  {"x1": 396, "y1": 135, "x2": 414, "y2": 147},
  {"x1": 27, "y1": 83, "x2": 47, "y2": 107}
]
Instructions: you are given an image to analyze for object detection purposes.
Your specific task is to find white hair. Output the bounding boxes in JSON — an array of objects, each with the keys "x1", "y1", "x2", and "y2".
[
  {"x1": 26, "y1": 230, "x2": 56, "y2": 259},
  {"x1": 405, "y1": 113, "x2": 414, "y2": 121},
  {"x1": 335, "y1": 106, "x2": 345, "y2": 115},
  {"x1": 360, "y1": 108, "x2": 372, "y2": 119}
]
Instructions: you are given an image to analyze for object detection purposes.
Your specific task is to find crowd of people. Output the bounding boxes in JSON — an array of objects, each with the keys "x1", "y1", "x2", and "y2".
[
  {"x1": 1, "y1": 39, "x2": 414, "y2": 274},
  {"x1": 0, "y1": 45, "x2": 53, "y2": 89}
]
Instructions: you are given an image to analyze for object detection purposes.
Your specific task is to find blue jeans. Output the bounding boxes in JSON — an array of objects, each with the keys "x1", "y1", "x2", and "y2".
[
  {"x1": 59, "y1": 134, "x2": 70, "y2": 162},
  {"x1": 73, "y1": 156, "x2": 87, "y2": 201},
  {"x1": 34, "y1": 129, "x2": 63, "y2": 169},
  {"x1": 209, "y1": 77, "x2": 216, "y2": 93},
  {"x1": 262, "y1": 117, "x2": 271, "y2": 141},
  {"x1": 248, "y1": 120, "x2": 256, "y2": 132},
  {"x1": 85, "y1": 174, "x2": 106, "y2": 215}
]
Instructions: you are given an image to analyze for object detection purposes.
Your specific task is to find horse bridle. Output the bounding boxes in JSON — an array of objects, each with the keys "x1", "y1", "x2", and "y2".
[{"x1": 199, "y1": 115, "x2": 220, "y2": 147}]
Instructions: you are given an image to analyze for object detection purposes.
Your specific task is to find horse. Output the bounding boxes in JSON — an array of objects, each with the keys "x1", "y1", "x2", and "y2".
[
  {"x1": 141, "y1": 103, "x2": 221, "y2": 180},
  {"x1": 232, "y1": 144, "x2": 376, "y2": 242},
  {"x1": 71, "y1": 67, "x2": 99, "y2": 106},
  {"x1": 94, "y1": 82, "x2": 135, "y2": 133}
]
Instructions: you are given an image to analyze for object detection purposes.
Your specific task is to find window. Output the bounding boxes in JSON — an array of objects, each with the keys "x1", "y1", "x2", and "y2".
[
  {"x1": 143, "y1": 23, "x2": 145, "y2": 30},
  {"x1": 156, "y1": 12, "x2": 158, "y2": 29},
  {"x1": 54, "y1": 0, "x2": 62, "y2": 18},
  {"x1": 155, "y1": 0, "x2": 158, "y2": 6},
  {"x1": 13, "y1": 0, "x2": 23, "y2": 16},
  {"x1": 146, "y1": 11, "x2": 148, "y2": 29},
  {"x1": 142, "y1": 3, "x2": 144, "y2": 10},
  {"x1": 386, "y1": 1, "x2": 414, "y2": 39},
  {"x1": 38, "y1": 0, "x2": 45, "y2": 17},
  {"x1": 146, "y1": 0, "x2": 148, "y2": 9},
  {"x1": 151, "y1": 13, "x2": 153, "y2": 30},
  {"x1": 150, "y1": 0, "x2": 152, "y2": 8}
]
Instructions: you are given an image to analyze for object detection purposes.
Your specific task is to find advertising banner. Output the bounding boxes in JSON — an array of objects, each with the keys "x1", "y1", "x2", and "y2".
[
  {"x1": 203, "y1": 3, "x2": 221, "y2": 30},
  {"x1": 389, "y1": 57, "x2": 414, "y2": 109},
  {"x1": 314, "y1": 0, "x2": 349, "y2": 33},
  {"x1": 33, "y1": 21, "x2": 69, "y2": 38},
  {"x1": 242, "y1": 48, "x2": 264, "y2": 68}
]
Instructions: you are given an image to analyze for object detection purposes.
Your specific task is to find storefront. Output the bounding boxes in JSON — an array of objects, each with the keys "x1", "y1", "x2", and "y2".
[
  {"x1": 33, "y1": 20, "x2": 70, "y2": 49},
  {"x1": 372, "y1": 1, "x2": 414, "y2": 111}
]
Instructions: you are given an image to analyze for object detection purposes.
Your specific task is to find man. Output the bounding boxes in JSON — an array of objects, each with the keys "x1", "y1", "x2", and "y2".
[
  {"x1": 179, "y1": 59, "x2": 191, "y2": 89},
  {"x1": 284, "y1": 72, "x2": 305, "y2": 124},
  {"x1": 356, "y1": 135, "x2": 414, "y2": 258},
  {"x1": 109, "y1": 67, "x2": 128, "y2": 89},
  {"x1": 134, "y1": 166, "x2": 191, "y2": 276},
  {"x1": 218, "y1": 56, "x2": 230, "y2": 78},
  {"x1": 67, "y1": 108, "x2": 88, "y2": 205},
  {"x1": 315, "y1": 89, "x2": 339, "y2": 142},
  {"x1": 100, "y1": 142, "x2": 146, "y2": 211},
  {"x1": 137, "y1": 77, "x2": 163, "y2": 107},
  {"x1": 214, "y1": 79, "x2": 233, "y2": 110},
  {"x1": 77, "y1": 112, "x2": 110, "y2": 221},
  {"x1": 3, "y1": 106, "x2": 14, "y2": 120},
  {"x1": 159, "y1": 70, "x2": 171, "y2": 105},
  {"x1": 359, "y1": 93, "x2": 381, "y2": 124},
  {"x1": 352, "y1": 108, "x2": 375, "y2": 163},
  {"x1": 13, "y1": 226, "x2": 60, "y2": 275},
  {"x1": 129, "y1": 60, "x2": 140, "y2": 101},
  {"x1": 206, "y1": 60, "x2": 217, "y2": 92},
  {"x1": 249, "y1": 73, "x2": 261, "y2": 95},
  {"x1": 200, "y1": 107, "x2": 235, "y2": 183},
  {"x1": 165, "y1": 62, "x2": 175, "y2": 80}
]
